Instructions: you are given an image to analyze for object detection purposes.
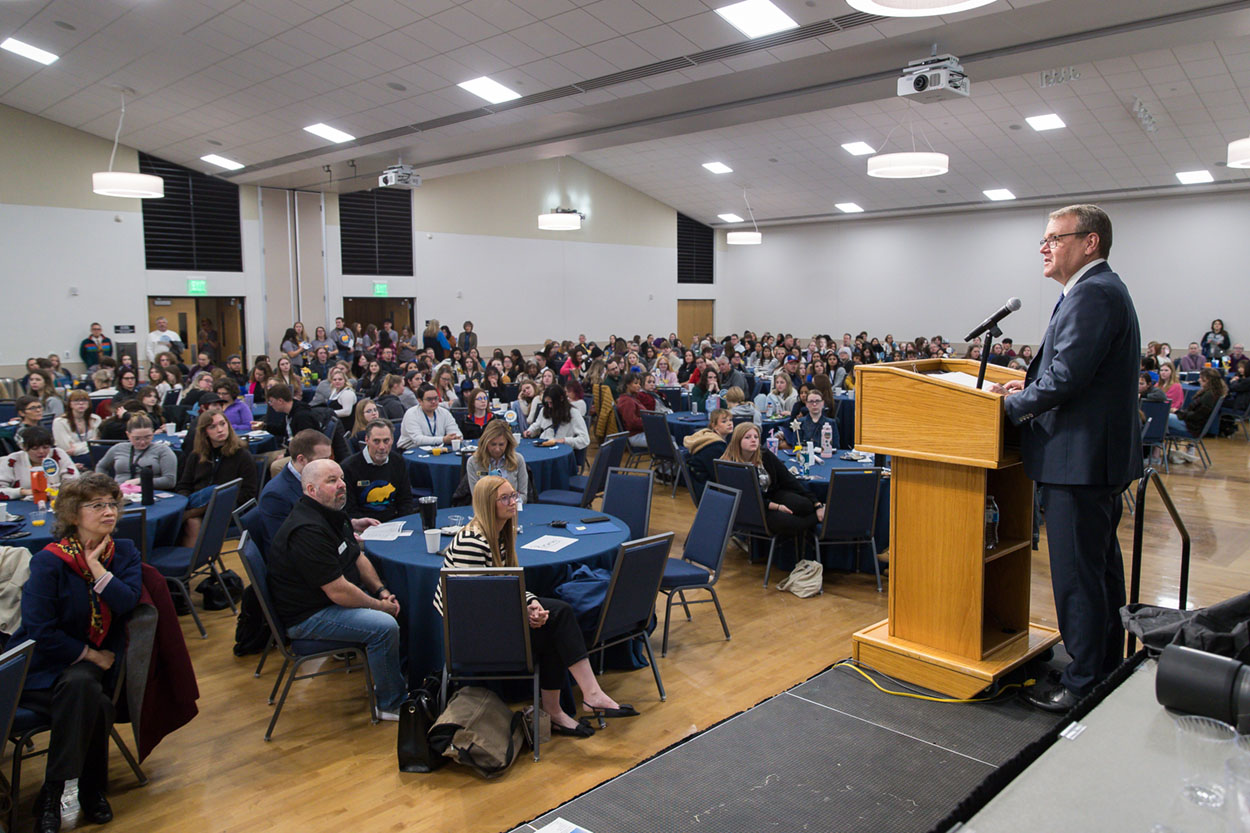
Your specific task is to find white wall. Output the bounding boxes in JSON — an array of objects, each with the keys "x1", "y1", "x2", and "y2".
[{"x1": 715, "y1": 190, "x2": 1250, "y2": 350}]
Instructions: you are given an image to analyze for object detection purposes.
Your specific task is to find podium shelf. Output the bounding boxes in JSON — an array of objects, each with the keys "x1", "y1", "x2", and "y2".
[{"x1": 984, "y1": 538, "x2": 1031, "y2": 564}]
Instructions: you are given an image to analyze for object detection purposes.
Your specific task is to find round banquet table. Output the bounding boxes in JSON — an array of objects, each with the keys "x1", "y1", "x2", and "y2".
[
  {"x1": 403, "y1": 437, "x2": 576, "y2": 508},
  {"x1": 774, "y1": 450, "x2": 890, "y2": 573},
  {"x1": 363, "y1": 504, "x2": 630, "y2": 684},
  {"x1": 2, "y1": 492, "x2": 189, "y2": 554},
  {"x1": 161, "y1": 432, "x2": 277, "y2": 455}
]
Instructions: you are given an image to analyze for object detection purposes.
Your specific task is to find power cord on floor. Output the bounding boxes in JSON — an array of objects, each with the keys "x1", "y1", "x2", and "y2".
[{"x1": 831, "y1": 660, "x2": 1036, "y2": 704}]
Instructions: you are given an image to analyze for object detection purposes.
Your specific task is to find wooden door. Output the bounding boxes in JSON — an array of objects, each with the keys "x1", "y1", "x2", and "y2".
[
  {"x1": 148, "y1": 297, "x2": 197, "y2": 362},
  {"x1": 678, "y1": 300, "x2": 714, "y2": 345}
]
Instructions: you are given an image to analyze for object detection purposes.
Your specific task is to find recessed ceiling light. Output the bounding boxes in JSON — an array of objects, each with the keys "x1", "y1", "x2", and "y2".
[
  {"x1": 718, "y1": 213, "x2": 744, "y2": 223},
  {"x1": 841, "y1": 142, "x2": 875, "y2": 156},
  {"x1": 303, "y1": 122, "x2": 355, "y2": 143},
  {"x1": 835, "y1": 203, "x2": 864, "y2": 213},
  {"x1": 53, "y1": 21, "x2": 76, "y2": 31},
  {"x1": 201, "y1": 154, "x2": 244, "y2": 171},
  {"x1": 386, "y1": 81, "x2": 407, "y2": 92},
  {"x1": 845, "y1": 0, "x2": 998, "y2": 17},
  {"x1": 1, "y1": 37, "x2": 59, "y2": 65},
  {"x1": 983, "y1": 188, "x2": 1016, "y2": 201},
  {"x1": 458, "y1": 76, "x2": 520, "y2": 104},
  {"x1": 714, "y1": 0, "x2": 799, "y2": 38},
  {"x1": 205, "y1": 139, "x2": 223, "y2": 147},
  {"x1": 1175, "y1": 169, "x2": 1213, "y2": 184},
  {"x1": 1025, "y1": 113, "x2": 1066, "y2": 131},
  {"x1": 703, "y1": 162, "x2": 733, "y2": 174}
]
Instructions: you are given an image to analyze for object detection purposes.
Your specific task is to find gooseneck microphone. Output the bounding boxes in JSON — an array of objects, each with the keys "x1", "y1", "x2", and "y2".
[{"x1": 965, "y1": 298, "x2": 1022, "y2": 342}]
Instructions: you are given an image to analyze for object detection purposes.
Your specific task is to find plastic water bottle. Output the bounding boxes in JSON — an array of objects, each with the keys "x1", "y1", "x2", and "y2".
[
  {"x1": 820, "y1": 422, "x2": 833, "y2": 458},
  {"x1": 985, "y1": 496, "x2": 1000, "y2": 550},
  {"x1": 767, "y1": 430, "x2": 779, "y2": 456}
]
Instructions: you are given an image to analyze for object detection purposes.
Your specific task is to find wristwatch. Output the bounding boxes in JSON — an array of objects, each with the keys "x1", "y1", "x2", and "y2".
[{"x1": 375, "y1": 587, "x2": 389, "y2": 599}]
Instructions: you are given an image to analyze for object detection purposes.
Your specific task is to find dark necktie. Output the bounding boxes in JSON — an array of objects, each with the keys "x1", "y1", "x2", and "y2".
[{"x1": 1051, "y1": 292, "x2": 1065, "y2": 320}]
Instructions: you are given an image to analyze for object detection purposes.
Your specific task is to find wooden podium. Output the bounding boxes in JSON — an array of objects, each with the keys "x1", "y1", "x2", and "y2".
[{"x1": 850, "y1": 358, "x2": 1060, "y2": 698}]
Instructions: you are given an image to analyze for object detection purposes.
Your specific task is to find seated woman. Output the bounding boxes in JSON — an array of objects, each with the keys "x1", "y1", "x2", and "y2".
[
  {"x1": 111, "y1": 368, "x2": 141, "y2": 408},
  {"x1": 325, "y1": 367, "x2": 358, "y2": 421},
  {"x1": 722, "y1": 386, "x2": 757, "y2": 424},
  {"x1": 764, "y1": 371, "x2": 797, "y2": 417},
  {"x1": 458, "y1": 388, "x2": 497, "y2": 441},
  {"x1": 436, "y1": 476, "x2": 633, "y2": 736},
  {"x1": 683, "y1": 408, "x2": 733, "y2": 502},
  {"x1": 720, "y1": 422, "x2": 821, "y2": 536},
  {"x1": 638, "y1": 374, "x2": 672, "y2": 414},
  {"x1": 11, "y1": 474, "x2": 142, "y2": 833},
  {"x1": 54, "y1": 390, "x2": 101, "y2": 459},
  {"x1": 676, "y1": 350, "x2": 698, "y2": 384},
  {"x1": 145, "y1": 364, "x2": 172, "y2": 400},
  {"x1": 357, "y1": 358, "x2": 384, "y2": 399},
  {"x1": 0, "y1": 426, "x2": 81, "y2": 499},
  {"x1": 796, "y1": 389, "x2": 840, "y2": 449},
  {"x1": 10, "y1": 395, "x2": 46, "y2": 447},
  {"x1": 516, "y1": 380, "x2": 542, "y2": 426},
  {"x1": 374, "y1": 374, "x2": 407, "y2": 421},
  {"x1": 565, "y1": 378, "x2": 588, "y2": 418},
  {"x1": 46, "y1": 353, "x2": 74, "y2": 389},
  {"x1": 245, "y1": 363, "x2": 270, "y2": 403},
  {"x1": 134, "y1": 385, "x2": 165, "y2": 427},
  {"x1": 1157, "y1": 360, "x2": 1185, "y2": 412},
  {"x1": 652, "y1": 356, "x2": 678, "y2": 386},
  {"x1": 179, "y1": 371, "x2": 216, "y2": 411},
  {"x1": 690, "y1": 369, "x2": 721, "y2": 413},
  {"x1": 350, "y1": 398, "x2": 380, "y2": 450},
  {"x1": 27, "y1": 369, "x2": 66, "y2": 417},
  {"x1": 95, "y1": 413, "x2": 178, "y2": 490},
  {"x1": 1229, "y1": 359, "x2": 1250, "y2": 414},
  {"x1": 433, "y1": 366, "x2": 461, "y2": 408},
  {"x1": 213, "y1": 379, "x2": 252, "y2": 436},
  {"x1": 524, "y1": 384, "x2": 590, "y2": 450},
  {"x1": 271, "y1": 355, "x2": 302, "y2": 391},
  {"x1": 175, "y1": 411, "x2": 257, "y2": 546},
  {"x1": 1168, "y1": 368, "x2": 1228, "y2": 462},
  {"x1": 466, "y1": 420, "x2": 529, "y2": 496}
]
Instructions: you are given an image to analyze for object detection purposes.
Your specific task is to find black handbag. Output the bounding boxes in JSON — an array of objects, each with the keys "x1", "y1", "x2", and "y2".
[{"x1": 397, "y1": 676, "x2": 447, "y2": 773}]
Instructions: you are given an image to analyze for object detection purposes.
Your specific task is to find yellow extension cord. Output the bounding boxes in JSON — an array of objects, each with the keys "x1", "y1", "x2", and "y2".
[{"x1": 831, "y1": 660, "x2": 1037, "y2": 704}]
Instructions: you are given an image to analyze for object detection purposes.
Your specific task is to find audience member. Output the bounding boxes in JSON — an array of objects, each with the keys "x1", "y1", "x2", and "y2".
[
  {"x1": 326, "y1": 367, "x2": 357, "y2": 419},
  {"x1": 691, "y1": 369, "x2": 720, "y2": 413},
  {"x1": 1202, "y1": 319, "x2": 1231, "y2": 361},
  {"x1": 95, "y1": 400, "x2": 135, "y2": 443},
  {"x1": 1178, "y1": 341, "x2": 1206, "y2": 373},
  {"x1": 457, "y1": 320, "x2": 478, "y2": 353},
  {"x1": 175, "y1": 411, "x2": 257, "y2": 545},
  {"x1": 53, "y1": 391, "x2": 100, "y2": 459},
  {"x1": 145, "y1": 316, "x2": 183, "y2": 364},
  {"x1": 78, "y1": 322, "x2": 113, "y2": 369},
  {"x1": 723, "y1": 386, "x2": 756, "y2": 424},
  {"x1": 214, "y1": 379, "x2": 252, "y2": 435},
  {"x1": 374, "y1": 374, "x2": 406, "y2": 421},
  {"x1": 457, "y1": 388, "x2": 496, "y2": 440},
  {"x1": 1228, "y1": 360, "x2": 1250, "y2": 413},
  {"x1": 96, "y1": 414, "x2": 178, "y2": 490},
  {"x1": 614, "y1": 373, "x2": 649, "y2": 451},
  {"x1": 721, "y1": 422, "x2": 820, "y2": 540},
  {"x1": 342, "y1": 420, "x2": 414, "y2": 523},
  {"x1": 12, "y1": 474, "x2": 142, "y2": 833},
  {"x1": 399, "y1": 384, "x2": 461, "y2": 449},
  {"x1": 796, "y1": 390, "x2": 840, "y2": 448},
  {"x1": 26, "y1": 370, "x2": 65, "y2": 417},
  {"x1": 1157, "y1": 361, "x2": 1185, "y2": 411},
  {"x1": 436, "y1": 476, "x2": 632, "y2": 736},
  {"x1": 266, "y1": 458, "x2": 403, "y2": 719},
  {"x1": 257, "y1": 429, "x2": 332, "y2": 547},
  {"x1": 280, "y1": 327, "x2": 306, "y2": 369},
  {"x1": 259, "y1": 384, "x2": 319, "y2": 450},
  {"x1": 524, "y1": 384, "x2": 589, "y2": 449},
  {"x1": 467, "y1": 420, "x2": 528, "y2": 496},
  {"x1": 1, "y1": 426, "x2": 81, "y2": 498},
  {"x1": 683, "y1": 408, "x2": 732, "y2": 502},
  {"x1": 111, "y1": 368, "x2": 140, "y2": 407},
  {"x1": 1168, "y1": 367, "x2": 1228, "y2": 462}
]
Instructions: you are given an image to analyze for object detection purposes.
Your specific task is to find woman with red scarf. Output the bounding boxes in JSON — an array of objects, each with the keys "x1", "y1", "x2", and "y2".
[{"x1": 11, "y1": 473, "x2": 142, "y2": 833}]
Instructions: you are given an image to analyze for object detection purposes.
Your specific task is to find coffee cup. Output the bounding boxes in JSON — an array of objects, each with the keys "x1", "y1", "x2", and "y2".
[
  {"x1": 424, "y1": 528, "x2": 442, "y2": 554},
  {"x1": 164, "y1": 422, "x2": 176, "y2": 436},
  {"x1": 451, "y1": 438, "x2": 462, "y2": 452}
]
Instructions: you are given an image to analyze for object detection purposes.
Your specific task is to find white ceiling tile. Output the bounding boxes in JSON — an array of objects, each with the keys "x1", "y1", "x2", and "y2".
[
  {"x1": 478, "y1": 32, "x2": 546, "y2": 66},
  {"x1": 428, "y1": 6, "x2": 503, "y2": 41},
  {"x1": 510, "y1": 20, "x2": 581, "y2": 54},
  {"x1": 351, "y1": 0, "x2": 428, "y2": 29},
  {"x1": 546, "y1": 8, "x2": 619, "y2": 46},
  {"x1": 584, "y1": 0, "x2": 662, "y2": 35},
  {"x1": 553, "y1": 47, "x2": 618, "y2": 78},
  {"x1": 588, "y1": 36, "x2": 659, "y2": 70},
  {"x1": 627, "y1": 25, "x2": 700, "y2": 60},
  {"x1": 668, "y1": 12, "x2": 740, "y2": 51},
  {"x1": 460, "y1": 0, "x2": 539, "y2": 31},
  {"x1": 630, "y1": 0, "x2": 707, "y2": 24},
  {"x1": 402, "y1": 19, "x2": 470, "y2": 52}
]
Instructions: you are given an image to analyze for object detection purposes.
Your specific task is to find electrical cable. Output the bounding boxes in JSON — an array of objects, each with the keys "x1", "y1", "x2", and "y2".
[{"x1": 831, "y1": 659, "x2": 1036, "y2": 704}]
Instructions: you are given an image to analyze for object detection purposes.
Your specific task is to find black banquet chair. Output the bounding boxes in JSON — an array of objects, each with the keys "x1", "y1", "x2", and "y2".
[
  {"x1": 811, "y1": 467, "x2": 885, "y2": 592},
  {"x1": 659, "y1": 483, "x2": 740, "y2": 656}
]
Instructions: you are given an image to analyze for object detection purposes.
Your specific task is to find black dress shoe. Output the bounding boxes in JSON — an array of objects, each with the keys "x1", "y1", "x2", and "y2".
[
  {"x1": 33, "y1": 782, "x2": 63, "y2": 833},
  {"x1": 77, "y1": 791, "x2": 113, "y2": 825},
  {"x1": 1024, "y1": 682, "x2": 1080, "y2": 713},
  {"x1": 551, "y1": 719, "x2": 595, "y2": 739}
]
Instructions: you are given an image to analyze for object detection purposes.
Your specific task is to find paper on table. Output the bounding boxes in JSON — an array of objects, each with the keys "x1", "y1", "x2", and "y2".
[
  {"x1": 521, "y1": 535, "x2": 576, "y2": 553},
  {"x1": 928, "y1": 371, "x2": 989, "y2": 390},
  {"x1": 360, "y1": 521, "x2": 406, "y2": 541}
]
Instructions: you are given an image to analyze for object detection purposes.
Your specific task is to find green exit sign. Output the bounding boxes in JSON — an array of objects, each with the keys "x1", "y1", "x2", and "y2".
[
  {"x1": 373, "y1": 281, "x2": 389, "y2": 297},
  {"x1": 187, "y1": 278, "x2": 208, "y2": 295}
]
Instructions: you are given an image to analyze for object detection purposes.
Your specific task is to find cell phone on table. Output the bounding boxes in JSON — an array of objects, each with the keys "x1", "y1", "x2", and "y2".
[{"x1": 580, "y1": 516, "x2": 610, "y2": 524}]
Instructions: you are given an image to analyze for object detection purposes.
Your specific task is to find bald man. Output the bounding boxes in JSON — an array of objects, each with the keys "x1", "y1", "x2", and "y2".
[{"x1": 266, "y1": 459, "x2": 406, "y2": 720}]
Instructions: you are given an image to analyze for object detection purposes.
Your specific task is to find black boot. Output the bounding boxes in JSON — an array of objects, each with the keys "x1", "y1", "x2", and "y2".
[{"x1": 32, "y1": 780, "x2": 63, "y2": 833}]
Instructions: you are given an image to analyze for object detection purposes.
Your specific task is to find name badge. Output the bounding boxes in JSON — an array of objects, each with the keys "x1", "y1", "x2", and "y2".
[{"x1": 337, "y1": 542, "x2": 347, "y2": 554}]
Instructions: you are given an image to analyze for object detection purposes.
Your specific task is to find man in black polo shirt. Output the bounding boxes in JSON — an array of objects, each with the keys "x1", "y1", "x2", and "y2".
[
  {"x1": 267, "y1": 459, "x2": 405, "y2": 720},
  {"x1": 342, "y1": 420, "x2": 414, "y2": 523},
  {"x1": 257, "y1": 383, "x2": 319, "y2": 449}
]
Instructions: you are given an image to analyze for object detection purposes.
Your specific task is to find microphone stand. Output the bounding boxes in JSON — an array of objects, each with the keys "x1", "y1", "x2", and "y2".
[{"x1": 975, "y1": 324, "x2": 1001, "y2": 391}]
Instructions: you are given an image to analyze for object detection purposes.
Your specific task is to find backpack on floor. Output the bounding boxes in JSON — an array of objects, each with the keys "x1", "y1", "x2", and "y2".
[
  {"x1": 428, "y1": 686, "x2": 525, "y2": 778},
  {"x1": 232, "y1": 585, "x2": 270, "y2": 656}
]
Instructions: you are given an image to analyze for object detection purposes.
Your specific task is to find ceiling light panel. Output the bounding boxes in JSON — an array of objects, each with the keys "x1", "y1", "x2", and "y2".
[
  {"x1": 713, "y1": 0, "x2": 799, "y2": 39},
  {"x1": 303, "y1": 122, "x2": 355, "y2": 143},
  {"x1": 835, "y1": 203, "x2": 864, "y2": 213},
  {"x1": 718, "y1": 213, "x2": 744, "y2": 222},
  {"x1": 0, "y1": 37, "x2": 59, "y2": 65},
  {"x1": 201, "y1": 154, "x2": 245, "y2": 171},
  {"x1": 983, "y1": 188, "x2": 1016, "y2": 200},
  {"x1": 703, "y1": 162, "x2": 733, "y2": 174},
  {"x1": 841, "y1": 142, "x2": 875, "y2": 156},
  {"x1": 458, "y1": 76, "x2": 521, "y2": 104},
  {"x1": 1175, "y1": 170, "x2": 1213, "y2": 184}
]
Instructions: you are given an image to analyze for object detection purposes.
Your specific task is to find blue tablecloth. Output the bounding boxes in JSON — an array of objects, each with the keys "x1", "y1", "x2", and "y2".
[
  {"x1": 161, "y1": 433, "x2": 277, "y2": 455},
  {"x1": 403, "y1": 438, "x2": 576, "y2": 507},
  {"x1": 656, "y1": 388, "x2": 690, "y2": 412},
  {"x1": 2, "y1": 493, "x2": 188, "y2": 554},
  {"x1": 777, "y1": 452, "x2": 890, "y2": 573},
  {"x1": 363, "y1": 505, "x2": 629, "y2": 684},
  {"x1": 667, "y1": 412, "x2": 710, "y2": 444},
  {"x1": 667, "y1": 403, "x2": 854, "y2": 451}
]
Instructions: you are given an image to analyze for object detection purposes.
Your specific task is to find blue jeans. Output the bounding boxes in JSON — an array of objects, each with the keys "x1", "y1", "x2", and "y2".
[
  {"x1": 287, "y1": 605, "x2": 405, "y2": 712},
  {"x1": 1167, "y1": 413, "x2": 1193, "y2": 438}
]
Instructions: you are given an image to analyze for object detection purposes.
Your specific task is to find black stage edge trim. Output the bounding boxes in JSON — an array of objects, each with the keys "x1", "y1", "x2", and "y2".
[
  {"x1": 503, "y1": 656, "x2": 853, "y2": 833},
  {"x1": 923, "y1": 650, "x2": 1149, "y2": 833}
]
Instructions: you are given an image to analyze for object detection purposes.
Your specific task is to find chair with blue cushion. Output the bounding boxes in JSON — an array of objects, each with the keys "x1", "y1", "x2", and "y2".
[
  {"x1": 674, "y1": 445, "x2": 699, "y2": 508},
  {"x1": 1229, "y1": 397, "x2": 1250, "y2": 442},
  {"x1": 1165, "y1": 402, "x2": 1222, "y2": 470},
  {"x1": 0, "y1": 401, "x2": 16, "y2": 423},
  {"x1": 660, "y1": 484, "x2": 740, "y2": 656},
  {"x1": 237, "y1": 533, "x2": 377, "y2": 740},
  {"x1": 584, "y1": 533, "x2": 674, "y2": 719},
  {"x1": 640, "y1": 412, "x2": 685, "y2": 497},
  {"x1": 567, "y1": 432, "x2": 626, "y2": 494},
  {"x1": 147, "y1": 479, "x2": 242, "y2": 638},
  {"x1": 539, "y1": 433, "x2": 625, "y2": 507},
  {"x1": 439, "y1": 567, "x2": 541, "y2": 761},
  {"x1": 811, "y1": 467, "x2": 885, "y2": 592},
  {"x1": 713, "y1": 459, "x2": 801, "y2": 588},
  {"x1": 1140, "y1": 400, "x2": 1170, "y2": 473},
  {"x1": 0, "y1": 639, "x2": 33, "y2": 826},
  {"x1": 601, "y1": 468, "x2": 653, "y2": 540}
]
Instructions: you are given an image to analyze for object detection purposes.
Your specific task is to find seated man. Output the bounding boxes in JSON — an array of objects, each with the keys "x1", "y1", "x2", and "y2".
[
  {"x1": 342, "y1": 420, "x2": 414, "y2": 523},
  {"x1": 259, "y1": 384, "x2": 319, "y2": 449},
  {"x1": 398, "y1": 383, "x2": 460, "y2": 450},
  {"x1": 0, "y1": 426, "x2": 81, "y2": 498},
  {"x1": 257, "y1": 429, "x2": 332, "y2": 548},
  {"x1": 266, "y1": 459, "x2": 404, "y2": 719}
]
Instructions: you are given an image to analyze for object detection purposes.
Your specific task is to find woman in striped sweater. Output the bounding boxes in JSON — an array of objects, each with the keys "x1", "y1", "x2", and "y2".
[{"x1": 433, "y1": 476, "x2": 637, "y2": 737}]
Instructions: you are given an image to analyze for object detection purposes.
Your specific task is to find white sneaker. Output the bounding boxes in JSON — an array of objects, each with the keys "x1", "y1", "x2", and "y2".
[
  {"x1": 378, "y1": 710, "x2": 400, "y2": 722},
  {"x1": 1169, "y1": 451, "x2": 1191, "y2": 464}
]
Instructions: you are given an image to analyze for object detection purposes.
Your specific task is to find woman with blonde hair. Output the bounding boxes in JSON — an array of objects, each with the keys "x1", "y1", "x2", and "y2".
[
  {"x1": 466, "y1": 419, "x2": 528, "y2": 495},
  {"x1": 721, "y1": 422, "x2": 821, "y2": 535},
  {"x1": 326, "y1": 366, "x2": 357, "y2": 419},
  {"x1": 584, "y1": 358, "x2": 616, "y2": 443},
  {"x1": 435, "y1": 476, "x2": 633, "y2": 736},
  {"x1": 1157, "y1": 359, "x2": 1185, "y2": 412},
  {"x1": 765, "y1": 371, "x2": 798, "y2": 417},
  {"x1": 423, "y1": 318, "x2": 448, "y2": 361}
]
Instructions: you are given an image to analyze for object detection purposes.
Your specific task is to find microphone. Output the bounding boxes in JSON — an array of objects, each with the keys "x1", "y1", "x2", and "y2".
[{"x1": 965, "y1": 298, "x2": 1021, "y2": 342}]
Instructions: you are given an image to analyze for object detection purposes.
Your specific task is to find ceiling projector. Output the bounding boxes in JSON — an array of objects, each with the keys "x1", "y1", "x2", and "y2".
[
  {"x1": 379, "y1": 164, "x2": 420, "y2": 188},
  {"x1": 898, "y1": 54, "x2": 970, "y2": 103}
]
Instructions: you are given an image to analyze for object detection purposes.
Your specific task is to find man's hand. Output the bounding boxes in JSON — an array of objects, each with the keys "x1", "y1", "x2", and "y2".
[
  {"x1": 443, "y1": 432, "x2": 461, "y2": 444},
  {"x1": 989, "y1": 379, "x2": 1026, "y2": 396},
  {"x1": 527, "y1": 599, "x2": 549, "y2": 629},
  {"x1": 86, "y1": 648, "x2": 115, "y2": 670},
  {"x1": 351, "y1": 517, "x2": 379, "y2": 533},
  {"x1": 377, "y1": 596, "x2": 400, "y2": 618}
]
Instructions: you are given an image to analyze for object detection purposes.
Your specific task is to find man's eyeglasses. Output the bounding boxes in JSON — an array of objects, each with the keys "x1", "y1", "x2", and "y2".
[{"x1": 1039, "y1": 231, "x2": 1090, "y2": 249}]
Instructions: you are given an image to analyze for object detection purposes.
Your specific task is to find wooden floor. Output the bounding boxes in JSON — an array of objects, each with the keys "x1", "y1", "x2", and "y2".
[{"x1": 30, "y1": 436, "x2": 1250, "y2": 832}]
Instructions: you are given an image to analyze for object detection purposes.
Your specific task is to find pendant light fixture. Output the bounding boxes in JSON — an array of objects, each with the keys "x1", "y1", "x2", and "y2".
[
  {"x1": 866, "y1": 105, "x2": 949, "y2": 179},
  {"x1": 93, "y1": 88, "x2": 164, "y2": 198},
  {"x1": 726, "y1": 188, "x2": 762, "y2": 245},
  {"x1": 537, "y1": 157, "x2": 583, "y2": 231},
  {"x1": 1229, "y1": 134, "x2": 1250, "y2": 169},
  {"x1": 846, "y1": 0, "x2": 998, "y2": 17}
]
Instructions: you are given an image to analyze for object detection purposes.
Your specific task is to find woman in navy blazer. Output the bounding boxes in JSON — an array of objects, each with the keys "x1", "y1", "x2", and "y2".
[{"x1": 12, "y1": 473, "x2": 143, "y2": 833}]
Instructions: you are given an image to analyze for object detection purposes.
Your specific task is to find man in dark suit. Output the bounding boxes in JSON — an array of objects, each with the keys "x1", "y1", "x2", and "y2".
[
  {"x1": 257, "y1": 429, "x2": 332, "y2": 548},
  {"x1": 993, "y1": 204, "x2": 1142, "y2": 712}
]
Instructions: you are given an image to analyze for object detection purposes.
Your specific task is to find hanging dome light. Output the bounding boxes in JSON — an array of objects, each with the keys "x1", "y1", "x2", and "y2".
[
  {"x1": 726, "y1": 231, "x2": 762, "y2": 245},
  {"x1": 538, "y1": 208, "x2": 583, "y2": 231},
  {"x1": 846, "y1": 0, "x2": 998, "y2": 17},
  {"x1": 867, "y1": 151, "x2": 950, "y2": 179},
  {"x1": 92, "y1": 89, "x2": 164, "y2": 199},
  {"x1": 1228, "y1": 136, "x2": 1250, "y2": 169}
]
